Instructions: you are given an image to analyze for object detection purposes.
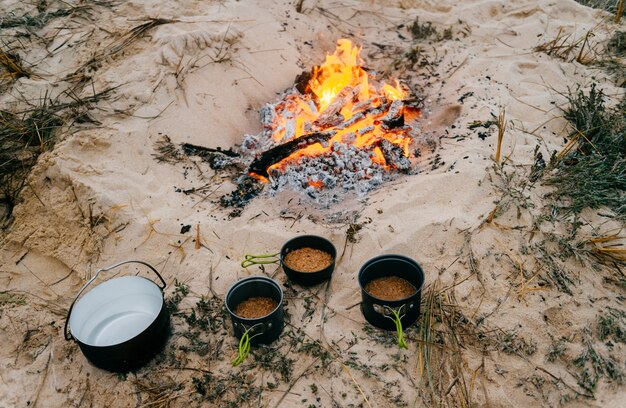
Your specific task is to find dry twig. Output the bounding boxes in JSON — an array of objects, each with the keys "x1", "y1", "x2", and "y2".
[{"x1": 495, "y1": 106, "x2": 506, "y2": 163}]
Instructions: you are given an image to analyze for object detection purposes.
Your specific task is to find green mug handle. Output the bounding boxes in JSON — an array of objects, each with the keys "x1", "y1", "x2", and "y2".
[{"x1": 241, "y1": 253, "x2": 280, "y2": 268}]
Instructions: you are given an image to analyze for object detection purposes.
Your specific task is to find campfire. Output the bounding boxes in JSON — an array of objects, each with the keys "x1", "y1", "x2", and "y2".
[{"x1": 222, "y1": 39, "x2": 423, "y2": 208}]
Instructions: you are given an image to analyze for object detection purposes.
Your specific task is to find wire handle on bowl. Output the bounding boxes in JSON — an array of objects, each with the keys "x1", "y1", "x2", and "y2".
[
  {"x1": 232, "y1": 323, "x2": 263, "y2": 366},
  {"x1": 241, "y1": 253, "x2": 280, "y2": 268},
  {"x1": 64, "y1": 260, "x2": 167, "y2": 341}
]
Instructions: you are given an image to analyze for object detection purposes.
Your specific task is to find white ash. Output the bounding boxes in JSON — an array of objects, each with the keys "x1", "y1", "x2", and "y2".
[
  {"x1": 264, "y1": 141, "x2": 404, "y2": 205},
  {"x1": 209, "y1": 155, "x2": 237, "y2": 169},
  {"x1": 285, "y1": 119, "x2": 296, "y2": 141},
  {"x1": 241, "y1": 132, "x2": 273, "y2": 153}
]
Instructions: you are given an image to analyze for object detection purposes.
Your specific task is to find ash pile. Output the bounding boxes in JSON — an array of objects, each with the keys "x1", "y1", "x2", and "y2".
[{"x1": 233, "y1": 96, "x2": 422, "y2": 206}]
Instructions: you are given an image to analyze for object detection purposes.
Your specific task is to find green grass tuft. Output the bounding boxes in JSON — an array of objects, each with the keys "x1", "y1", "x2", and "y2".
[{"x1": 547, "y1": 84, "x2": 626, "y2": 219}]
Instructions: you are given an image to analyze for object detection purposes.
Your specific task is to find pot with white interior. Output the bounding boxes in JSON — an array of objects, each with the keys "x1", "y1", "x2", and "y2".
[{"x1": 64, "y1": 260, "x2": 170, "y2": 372}]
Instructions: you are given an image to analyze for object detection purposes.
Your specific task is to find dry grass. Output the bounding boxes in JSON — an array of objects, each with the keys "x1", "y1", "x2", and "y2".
[
  {"x1": 67, "y1": 18, "x2": 176, "y2": 84},
  {"x1": 1, "y1": 7, "x2": 73, "y2": 29},
  {"x1": 576, "y1": 30, "x2": 594, "y2": 64},
  {"x1": 547, "y1": 85, "x2": 625, "y2": 219},
  {"x1": 535, "y1": 28, "x2": 596, "y2": 63},
  {"x1": 574, "y1": 0, "x2": 619, "y2": 13},
  {"x1": 0, "y1": 101, "x2": 62, "y2": 217},
  {"x1": 0, "y1": 51, "x2": 31, "y2": 82},
  {"x1": 132, "y1": 376, "x2": 188, "y2": 408},
  {"x1": 494, "y1": 106, "x2": 506, "y2": 163},
  {"x1": 576, "y1": 0, "x2": 626, "y2": 24},
  {"x1": 0, "y1": 87, "x2": 116, "y2": 219},
  {"x1": 607, "y1": 30, "x2": 626, "y2": 57},
  {"x1": 588, "y1": 235, "x2": 626, "y2": 262},
  {"x1": 416, "y1": 284, "x2": 478, "y2": 407},
  {"x1": 616, "y1": 0, "x2": 624, "y2": 23}
]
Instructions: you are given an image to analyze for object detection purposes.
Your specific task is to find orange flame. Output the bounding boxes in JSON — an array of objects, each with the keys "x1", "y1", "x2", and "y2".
[{"x1": 258, "y1": 39, "x2": 415, "y2": 178}]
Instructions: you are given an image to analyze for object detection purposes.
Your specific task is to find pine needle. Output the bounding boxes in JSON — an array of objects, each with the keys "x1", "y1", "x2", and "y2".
[
  {"x1": 589, "y1": 235, "x2": 626, "y2": 261},
  {"x1": 617, "y1": 0, "x2": 625, "y2": 23}
]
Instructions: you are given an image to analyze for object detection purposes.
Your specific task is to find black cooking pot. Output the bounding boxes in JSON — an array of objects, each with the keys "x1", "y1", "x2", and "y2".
[
  {"x1": 225, "y1": 276, "x2": 284, "y2": 345},
  {"x1": 64, "y1": 261, "x2": 170, "y2": 372},
  {"x1": 280, "y1": 235, "x2": 336, "y2": 286},
  {"x1": 358, "y1": 254, "x2": 425, "y2": 331}
]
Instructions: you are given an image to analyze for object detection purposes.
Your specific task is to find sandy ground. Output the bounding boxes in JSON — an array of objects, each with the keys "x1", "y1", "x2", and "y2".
[{"x1": 1, "y1": 0, "x2": 625, "y2": 407}]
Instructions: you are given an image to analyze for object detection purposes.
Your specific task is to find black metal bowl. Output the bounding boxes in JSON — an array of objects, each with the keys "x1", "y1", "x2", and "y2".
[
  {"x1": 65, "y1": 261, "x2": 170, "y2": 372},
  {"x1": 358, "y1": 254, "x2": 425, "y2": 331},
  {"x1": 280, "y1": 235, "x2": 336, "y2": 286},
  {"x1": 225, "y1": 276, "x2": 284, "y2": 345}
]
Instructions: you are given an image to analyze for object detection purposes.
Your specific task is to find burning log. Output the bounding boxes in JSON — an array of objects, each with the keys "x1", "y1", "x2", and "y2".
[
  {"x1": 248, "y1": 130, "x2": 336, "y2": 179},
  {"x1": 336, "y1": 112, "x2": 364, "y2": 130},
  {"x1": 314, "y1": 85, "x2": 361, "y2": 128},
  {"x1": 248, "y1": 95, "x2": 415, "y2": 179},
  {"x1": 313, "y1": 113, "x2": 344, "y2": 129}
]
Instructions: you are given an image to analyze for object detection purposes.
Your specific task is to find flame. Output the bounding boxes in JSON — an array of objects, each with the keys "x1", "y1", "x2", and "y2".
[
  {"x1": 310, "y1": 39, "x2": 367, "y2": 112},
  {"x1": 257, "y1": 39, "x2": 415, "y2": 179}
]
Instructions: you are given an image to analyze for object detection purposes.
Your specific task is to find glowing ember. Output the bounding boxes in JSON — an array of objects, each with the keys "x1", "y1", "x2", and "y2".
[{"x1": 249, "y1": 39, "x2": 419, "y2": 183}]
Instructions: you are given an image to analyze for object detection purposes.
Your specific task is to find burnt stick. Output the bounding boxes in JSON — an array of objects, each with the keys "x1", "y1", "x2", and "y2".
[
  {"x1": 181, "y1": 143, "x2": 240, "y2": 158},
  {"x1": 248, "y1": 130, "x2": 336, "y2": 178}
]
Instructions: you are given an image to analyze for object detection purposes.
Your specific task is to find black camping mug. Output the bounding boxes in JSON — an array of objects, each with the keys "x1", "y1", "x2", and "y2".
[
  {"x1": 241, "y1": 235, "x2": 336, "y2": 286},
  {"x1": 358, "y1": 254, "x2": 425, "y2": 331},
  {"x1": 280, "y1": 235, "x2": 336, "y2": 286},
  {"x1": 225, "y1": 275, "x2": 284, "y2": 345}
]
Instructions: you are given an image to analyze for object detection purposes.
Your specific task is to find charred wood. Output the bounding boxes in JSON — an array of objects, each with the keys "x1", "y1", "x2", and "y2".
[
  {"x1": 248, "y1": 130, "x2": 336, "y2": 178},
  {"x1": 295, "y1": 69, "x2": 314, "y2": 94},
  {"x1": 182, "y1": 143, "x2": 240, "y2": 169},
  {"x1": 182, "y1": 143, "x2": 239, "y2": 158},
  {"x1": 377, "y1": 139, "x2": 411, "y2": 172},
  {"x1": 220, "y1": 176, "x2": 264, "y2": 210},
  {"x1": 379, "y1": 100, "x2": 404, "y2": 129}
]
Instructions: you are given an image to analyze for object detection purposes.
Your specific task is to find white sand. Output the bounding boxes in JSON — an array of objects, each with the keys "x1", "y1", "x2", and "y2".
[{"x1": 1, "y1": 0, "x2": 625, "y2": 406}]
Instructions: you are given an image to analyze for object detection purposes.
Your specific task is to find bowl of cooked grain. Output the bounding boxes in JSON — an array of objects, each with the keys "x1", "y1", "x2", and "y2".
[
  {"x1": 225, "y1": 275, "x2": 284, "y2": 345},
  {"x1": 280, "y1": 235, "x2": 336, "y2": 286},
  {"x1": 358, "y1": 254, "x2": 425, "y2": 331}
]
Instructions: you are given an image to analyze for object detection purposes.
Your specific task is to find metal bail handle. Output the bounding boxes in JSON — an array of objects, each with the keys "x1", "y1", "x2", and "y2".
[
  {"x1": 373, "y1": 302, "x2": 411, "y2": 317},
  {"x1": 234, "y1": 321, "x2": 270, "y2": 337},
  {"x1": 64, "y1": 260, "x2": 167, "y2": 341}
]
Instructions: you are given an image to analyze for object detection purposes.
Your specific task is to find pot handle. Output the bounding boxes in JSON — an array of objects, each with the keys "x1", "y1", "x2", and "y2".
[
  {"x1": 373, "y1": 302, "x2": 412, "y2": 316},
  {"x1": 64, "y1": 260, "x2": 167, "y2": 341},
  {"x1": 233, "y1": 321, "x2": 271, "y2": 337}
]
